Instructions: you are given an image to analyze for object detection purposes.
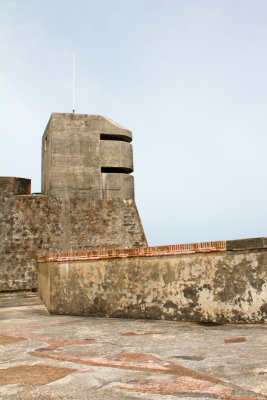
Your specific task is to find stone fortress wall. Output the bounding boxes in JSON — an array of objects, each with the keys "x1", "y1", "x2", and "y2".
[
  {"x1": 38, "y1": 238, "x2": 267, "y2": 323},
  {"x1": 0, "y1": 114, "x2": 147, "y2": 291},
  {"x1": 1, "y1": 112, "x2": 266, "y2": 323}
]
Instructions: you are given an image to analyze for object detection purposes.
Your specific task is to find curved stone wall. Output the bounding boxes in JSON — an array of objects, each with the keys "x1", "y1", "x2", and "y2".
[{"x1": 100, "y1": 140, "x2": 133, "y2": 172}]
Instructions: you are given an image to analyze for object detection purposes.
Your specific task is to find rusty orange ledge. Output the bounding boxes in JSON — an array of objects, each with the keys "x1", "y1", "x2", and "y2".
[{"x1": 37, "y1": 240, "x2": 227, "y2": 263}]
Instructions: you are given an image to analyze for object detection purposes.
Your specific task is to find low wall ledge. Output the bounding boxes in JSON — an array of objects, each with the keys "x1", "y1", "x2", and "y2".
[
  {"x1": 38, "y1": 240, "x2": 227, "y2": 263},
  {"x1": 226, "y1": 237, "x2": 267, "y2": 251},
  {"x1": 37, "y1": 237, "x2": 267, "y2": 263}
]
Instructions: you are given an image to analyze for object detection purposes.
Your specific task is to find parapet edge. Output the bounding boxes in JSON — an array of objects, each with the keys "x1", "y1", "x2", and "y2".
[
  {"x1": 0, "y1": 177, "x2": 31, "y2": 195},
  {"x1": 226, "y1": 237, "x2": 267, "y2": 251},
  {"x1": 37, "y1": 240, "x2": 227, "y2": 263},
  {"x1": 37, "y1": 237, "x2": 267, "y2": 263}
]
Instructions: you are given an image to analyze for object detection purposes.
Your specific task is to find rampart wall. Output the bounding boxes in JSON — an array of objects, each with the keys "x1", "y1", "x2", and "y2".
[
  {"x1": 38, "y1": 238, "x2": 267, "y2": 323},
  {"x1": 0, "y1": 178, "x2": 146, "y2": 291}
]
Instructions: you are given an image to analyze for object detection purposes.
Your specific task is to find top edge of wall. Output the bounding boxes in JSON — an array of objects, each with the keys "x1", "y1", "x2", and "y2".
[{"x1": 37, "y1": 237, "x2": 267, "y2": 263}]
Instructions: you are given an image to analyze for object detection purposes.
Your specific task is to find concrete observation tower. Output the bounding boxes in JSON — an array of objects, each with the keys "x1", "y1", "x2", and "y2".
[{"x1": 42, "y1": 113, "x2": 135, "y2": 201}]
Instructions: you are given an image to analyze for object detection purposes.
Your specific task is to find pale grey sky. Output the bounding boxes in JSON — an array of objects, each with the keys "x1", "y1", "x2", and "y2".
[{"x1": 1, "y1": 0, "x2": 267, "y2": 246}]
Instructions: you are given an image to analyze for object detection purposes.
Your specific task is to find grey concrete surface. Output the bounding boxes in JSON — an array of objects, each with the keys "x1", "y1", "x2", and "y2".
[
  {"x1": 100, "y1": 140, "x2": 133, "y2": 172},
  {"x1": 41, "y1": 113, "x2": 134, "y2": 200},
  {"x1": 0, "y1": 293, "x2": 266, "y2": 400}
]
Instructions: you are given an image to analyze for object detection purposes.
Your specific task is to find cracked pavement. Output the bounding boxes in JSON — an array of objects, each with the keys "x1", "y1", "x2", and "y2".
[{"x1": 0, "y1": 293, "x2": 266, "y2": 400}]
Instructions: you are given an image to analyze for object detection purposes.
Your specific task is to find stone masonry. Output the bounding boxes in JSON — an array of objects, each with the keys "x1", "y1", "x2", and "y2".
[{"x1": 0, "y1": 114, "x2": 147, "y2": 291}]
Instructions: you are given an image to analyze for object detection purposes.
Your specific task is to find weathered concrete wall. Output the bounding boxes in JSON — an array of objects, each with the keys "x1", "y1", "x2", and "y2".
[
  {"x1": 42, "y1": 113, "x2": 134, "y2": 200},
  {"x1": 0, "y1": 181, "x2": 147, "y2": 291},
  {"x1": 38, "y1": 238, "x2": 267, "y2": 323},
  {"x1": 102, "y1": 173, "x2": 134, "y2": 199},
  {"x1": 100, "y1": 140, "x2": 133, "y2": 172}
]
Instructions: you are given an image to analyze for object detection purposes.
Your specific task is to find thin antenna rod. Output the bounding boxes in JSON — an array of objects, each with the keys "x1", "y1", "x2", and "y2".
[{"x1": 72, "y1": 53, "x2": 75, "y2": 114}]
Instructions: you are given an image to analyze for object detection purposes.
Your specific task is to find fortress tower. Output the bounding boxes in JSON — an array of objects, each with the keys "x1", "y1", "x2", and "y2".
[
  {"x1": 0, "y1": 114, "x2": 147, "y2": 291},
  {"x1": 41, "y1": 113, "x2": 135, "y2": 201}
]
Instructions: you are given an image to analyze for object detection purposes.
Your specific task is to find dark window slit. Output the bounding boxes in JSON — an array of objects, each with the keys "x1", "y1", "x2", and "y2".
[
  {"x1": 100, "y1": 134, "x2": 131, "y2": 143},
  {"x1": 101, "y1": 167, "x2": 132, "y2": 174}
]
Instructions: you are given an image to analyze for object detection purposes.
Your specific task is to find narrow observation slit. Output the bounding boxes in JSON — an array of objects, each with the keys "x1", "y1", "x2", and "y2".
[
  {"x1": 100, "y1": 134, "x2": 131, "y2": 143},
  {"x1": 101, "y1": 167, "x2": 132, "y2": 174}
]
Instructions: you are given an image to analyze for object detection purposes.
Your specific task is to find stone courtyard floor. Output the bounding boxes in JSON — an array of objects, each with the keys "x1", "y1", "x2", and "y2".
[{"x1": 0, "y1": 293, "x2": 266, "y2": 400}]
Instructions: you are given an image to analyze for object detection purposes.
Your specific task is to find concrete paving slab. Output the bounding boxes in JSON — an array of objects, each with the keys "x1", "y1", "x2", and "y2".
[{"x1": 0, "y1": 293, "x2": 266, "y2": 400}]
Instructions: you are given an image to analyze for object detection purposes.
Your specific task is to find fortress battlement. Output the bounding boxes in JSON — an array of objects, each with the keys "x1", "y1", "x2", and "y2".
[{"x1": 0, "y1": 114, "x2": 147, "y2": 291}]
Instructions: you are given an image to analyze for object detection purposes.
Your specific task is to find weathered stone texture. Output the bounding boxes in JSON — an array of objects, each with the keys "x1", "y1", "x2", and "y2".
[
  {"x1": 0, "y1": 192, "x2": 146, "y2": 291},
  {"x1": 0, "y1": 114, "x2": 147, "y2": 291},
  {"x1": 38, "y1": 243, "x2": 267, "y2": 323},
  {"x1": 69, "y1": 198, "x2": 146, "y2": 251},
  {"x1": 0, "y1": 191, "x2": 63, "y2": 291},
  {"x1": 0, "y1": 177, "x2": 31, "y2": 195}
]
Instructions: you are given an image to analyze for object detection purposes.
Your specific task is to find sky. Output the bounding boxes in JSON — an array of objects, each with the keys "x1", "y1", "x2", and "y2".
[{"x1": 1, "y1": 0, "x2": 267, "y2": 246}]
